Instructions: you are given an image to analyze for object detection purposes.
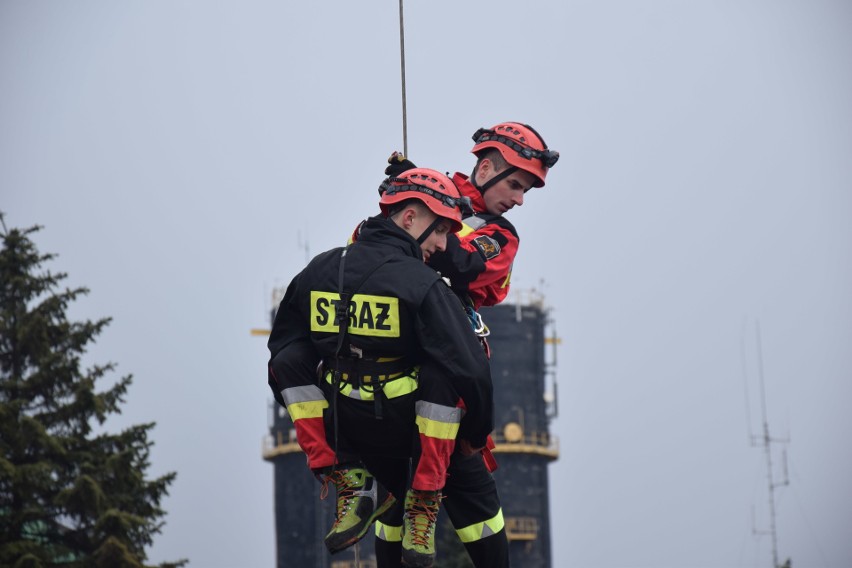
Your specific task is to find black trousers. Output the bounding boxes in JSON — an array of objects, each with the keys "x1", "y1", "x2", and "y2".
[{"x1": 374, "y1": 448, "x2": 509, "y2": 568}]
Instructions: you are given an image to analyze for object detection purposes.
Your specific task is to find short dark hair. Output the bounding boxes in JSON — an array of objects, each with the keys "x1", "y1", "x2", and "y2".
[
  {"x1": 474, "y1": 148, "x2": 508, "y2": 174},
  {"x1": 387, "y1": 198, "x2": 428, "y2": 220}
]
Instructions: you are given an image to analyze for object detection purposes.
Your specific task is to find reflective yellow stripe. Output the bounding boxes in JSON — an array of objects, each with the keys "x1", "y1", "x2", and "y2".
[
  {"x1": 335, "y1": 380, "x2": 356, "y2": 397},
  {"x1": 286, "y1": 400, "x2": 328, "y2": 421},
  {"x1": 281, "y1": 386, "x2": 328, "y2": 420},
  {"x1": 380, "y1": 376, "x2": 418, "y2": 399},
  {"x1": 501, "y1": 264, "x2": 512, "y2": 288},
  {"x1": 324, "y1": 371, "x2": 418, "y2": 401},
  {"x1": 456, "y1": 508, "x2": 505, "y2": 543},
  {"x1": 458, "y1": 215, "x2": 488, "y2": 237},
  {"x1": 416, "y1": 415, "x2": 460, "y2": 440},
  {"x1": 415, "y1": 401, "x2": 462, "y2": 440},
  {"x1": 375, "y1": 521, "x2": 402, "y2": 542}
]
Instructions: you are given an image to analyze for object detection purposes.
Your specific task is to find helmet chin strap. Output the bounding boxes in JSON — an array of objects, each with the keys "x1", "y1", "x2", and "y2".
[
  {"x1": 416, "y1": 217, "x2": 444, "y2": 245},
  {"x1": 472, "y1": 160, "x2": 519, "y2": 194}
]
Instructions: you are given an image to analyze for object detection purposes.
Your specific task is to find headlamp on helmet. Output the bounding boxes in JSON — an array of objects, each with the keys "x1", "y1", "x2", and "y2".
[{"x1": 472, "y1": 128, "x2": 560, "y2": 169}]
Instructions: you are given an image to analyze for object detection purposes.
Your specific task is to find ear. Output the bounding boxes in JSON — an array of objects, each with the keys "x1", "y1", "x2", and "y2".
[
  {"x1": 475, "y1": 158, "x2": 493, "y2": 185},
  {"x1": 401, "y1": 206, "x2": 417, "y2": 229}
]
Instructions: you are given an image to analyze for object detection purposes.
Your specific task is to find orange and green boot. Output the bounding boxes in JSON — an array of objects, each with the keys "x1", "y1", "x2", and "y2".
[
  {"x1": 401, "y1": 489, "x2": 441, "y2": 567},
  {"x1": 322, "y1": 467, "x2": 396, "y2": 554}
]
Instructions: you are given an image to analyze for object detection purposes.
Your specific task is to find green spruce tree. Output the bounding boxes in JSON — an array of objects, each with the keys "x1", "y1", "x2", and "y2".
[{"x1": 0, "y1": 215, "x2": 185, "y2": 568}]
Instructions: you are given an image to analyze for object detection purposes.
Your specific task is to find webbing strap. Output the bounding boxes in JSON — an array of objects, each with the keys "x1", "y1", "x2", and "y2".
[
  {"x1": 330, "y1": 244, "x2": 394, "y2": 457},
  {"x1": 416, "y1": 216, "x2": 444, "y2": 245},
  {"x1": 327, "y1": 356, "x2": 414, "y2": 378},
  {"x1": 477, "y1": 165, "x2": 518, "y2": 193}
]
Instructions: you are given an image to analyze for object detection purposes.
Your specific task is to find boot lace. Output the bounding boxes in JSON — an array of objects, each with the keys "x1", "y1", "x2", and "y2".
[
  {"x1": 321, "y1": 470, "x2": 358, "y2": 527},
  {"x1": 406, "y1": 492, "x2": 440, "y2": 546}
]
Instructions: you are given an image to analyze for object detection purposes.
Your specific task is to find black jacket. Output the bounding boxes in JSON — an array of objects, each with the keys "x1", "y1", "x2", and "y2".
[{"x1": 268, "y1": 215, "x2": 494, "y2": 446}]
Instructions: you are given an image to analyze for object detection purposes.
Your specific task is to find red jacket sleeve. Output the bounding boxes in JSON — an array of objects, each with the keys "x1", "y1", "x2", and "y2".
[{"x1": 428, "y1": 215, "x2": 519, "y2": 309}]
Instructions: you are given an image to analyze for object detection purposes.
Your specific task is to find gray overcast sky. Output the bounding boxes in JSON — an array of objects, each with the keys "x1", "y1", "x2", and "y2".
[{"x1": 3, "y1": 1, "x2": 851, "y2": 567}]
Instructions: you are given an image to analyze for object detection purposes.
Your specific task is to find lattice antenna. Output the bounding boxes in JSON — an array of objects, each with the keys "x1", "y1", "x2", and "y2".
[{"x1": 745, "y1": 320, "x2": 790, "y2": 568}]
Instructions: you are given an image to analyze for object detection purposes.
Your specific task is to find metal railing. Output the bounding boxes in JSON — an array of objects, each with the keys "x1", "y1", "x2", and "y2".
[
  {"x1": 261, "y1": 428, "x2": 302, "y2": 460},
  {"x1": 505, "y1": 516, "x2": 539, "y2": 541},
  {"x1": 263, "y1": 429, "x2": 560, "y2": 460},
  {"x1": 491, "y1": 431, "x2": 559, "y2": 460}
]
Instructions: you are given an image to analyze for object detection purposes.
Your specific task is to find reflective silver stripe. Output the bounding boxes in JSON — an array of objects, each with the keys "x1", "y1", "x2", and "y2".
[
  {"x1": 415, "y1": 400, "x2": 463, "y2": 424},
  {"x1": 463, "y1": 215, "x2": 486, "y2": 230},
  {"x1": 281, "y1": 385, "x2": 325, "y2": 406},
  {"x1": 347, "y1": 385, "x2": 362, "y2": 400}
]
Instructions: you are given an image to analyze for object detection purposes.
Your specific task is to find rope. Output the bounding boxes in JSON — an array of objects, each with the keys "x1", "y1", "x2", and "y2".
[{"x1": 398, "y1": 0, "x2": 408, "y2": 156}]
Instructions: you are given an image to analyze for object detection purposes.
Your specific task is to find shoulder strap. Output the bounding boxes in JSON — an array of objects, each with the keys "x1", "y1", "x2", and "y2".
[
  {"x1": 333, "y1": 245, "x2": 394, "y2": 359},
  {"x1": 331, "y1": 245, "x2": 395, "y2": 423}
]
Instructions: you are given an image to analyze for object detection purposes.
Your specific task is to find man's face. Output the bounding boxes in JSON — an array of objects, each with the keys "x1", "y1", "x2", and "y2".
[
  {"x1": 403, "y1": 207, "x2": 452, "y2": 262},
  {"x1": 414, "y1": 213, "x2": 452, "y2": 263},
  {"x1": 476, "y1": 160, "x2": 538, "y2": 216}
]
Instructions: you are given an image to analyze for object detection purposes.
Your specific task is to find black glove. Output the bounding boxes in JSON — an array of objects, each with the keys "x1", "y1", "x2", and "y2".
[
  {"x1": 384, "y1": 151, "x2": 417, "y2": 177},
  {"x1": 426, "y1": 248, "x2": 454, "y2": 275},
  {"x1": 426, "y1": 233, "x2": 460, "y2": 273}
]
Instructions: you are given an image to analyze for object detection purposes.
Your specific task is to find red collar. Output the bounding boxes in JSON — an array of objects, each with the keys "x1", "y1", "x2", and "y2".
[{"x1": 451, "y1": 172, "x2": 487, "y2": 215}]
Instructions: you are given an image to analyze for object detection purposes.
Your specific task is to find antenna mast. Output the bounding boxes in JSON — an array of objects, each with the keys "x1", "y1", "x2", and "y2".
[{"x1": 749, "y1": 322, "x2": 790, "y2": 568}]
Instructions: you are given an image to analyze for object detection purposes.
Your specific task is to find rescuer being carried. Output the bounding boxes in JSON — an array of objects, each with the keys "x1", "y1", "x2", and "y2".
[{"x1": 267, "y1": 168, "x2": 494, "y2": 568}]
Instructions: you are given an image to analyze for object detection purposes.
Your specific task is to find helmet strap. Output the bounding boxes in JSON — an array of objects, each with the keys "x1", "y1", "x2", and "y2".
[
  {"x1": 416, "y1": 217, "x2": 444, "y2": 245},
  {"x1": 475, "y1": 164, "x2": 519, "y2": 194}
]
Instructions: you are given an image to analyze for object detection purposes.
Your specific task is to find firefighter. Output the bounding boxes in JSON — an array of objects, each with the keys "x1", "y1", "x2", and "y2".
[
  {"x1": 267, "y1": 168, "x2": 494, "y2": 568},
  {"x1": 387, "y1": 121, "x2": 559, "y2": 311},
  {"x1": 369, "y1": 121, "x2": 559, "y2": 568}
]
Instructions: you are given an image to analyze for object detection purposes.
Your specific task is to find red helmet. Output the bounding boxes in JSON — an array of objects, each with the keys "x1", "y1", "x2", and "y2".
[
  {"x1": 379, "y1": 168, "x2": 466, "y2": 232},
  {"x1": 471, "y1": 122, "x2": 559, "y2": 188}
]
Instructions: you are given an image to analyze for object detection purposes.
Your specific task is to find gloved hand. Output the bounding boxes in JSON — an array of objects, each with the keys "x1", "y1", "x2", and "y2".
[
  {"x1": 384, "y1": 151, "x2": 417, "y2": 177},
  {"x1": 426, "y1": 233, "x2": 460, "y2": 275}
]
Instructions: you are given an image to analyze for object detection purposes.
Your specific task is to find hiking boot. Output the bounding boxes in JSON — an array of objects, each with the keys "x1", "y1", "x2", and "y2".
[
  {"x1": 322, "y1": 467, "x2": 396, "y2": 554},
  {"x1": 401, "y1": 489, "x2": 441, "y2": 567}
]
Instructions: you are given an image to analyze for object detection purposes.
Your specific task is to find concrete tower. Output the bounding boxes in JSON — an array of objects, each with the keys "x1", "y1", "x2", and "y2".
[{"x1": 480, "y1": 300, "x2": 559, "y2": 568}]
